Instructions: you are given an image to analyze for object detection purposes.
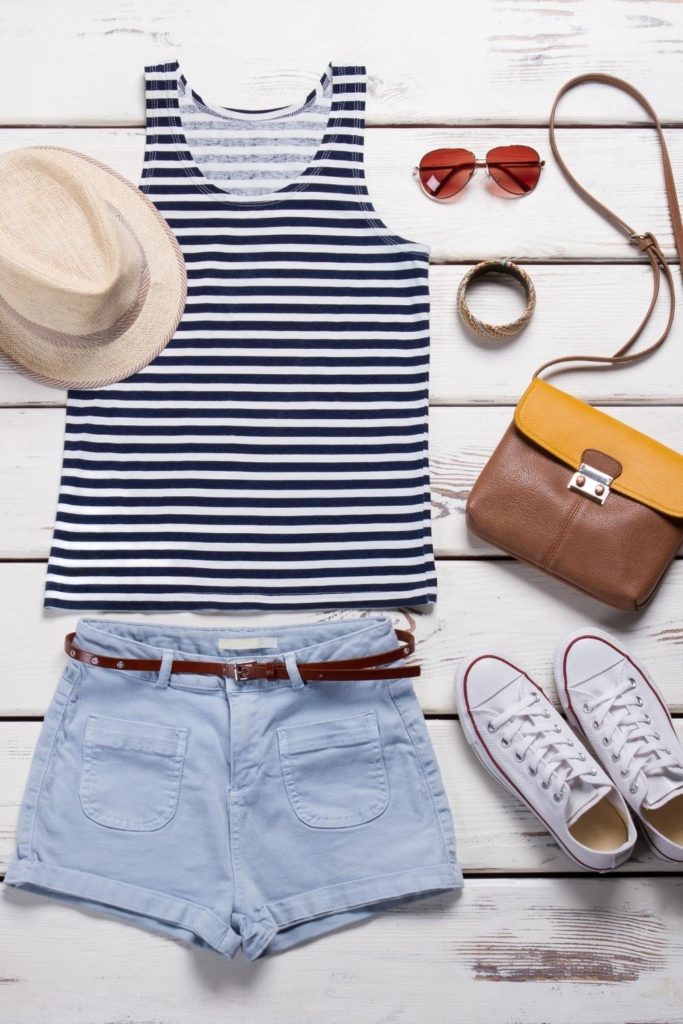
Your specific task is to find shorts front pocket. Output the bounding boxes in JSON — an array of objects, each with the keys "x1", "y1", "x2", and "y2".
[
  {"x1": 79, "y1": 715, "x2": 188, "y2": 832},
  {"x1": 277, "y1": 711, "x2": 389, "y2": 828}
]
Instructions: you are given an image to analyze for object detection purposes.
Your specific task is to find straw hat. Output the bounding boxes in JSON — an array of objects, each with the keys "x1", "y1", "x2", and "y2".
[{"x1": 0, "y1": 146, "x2": 187, "y2": 389}]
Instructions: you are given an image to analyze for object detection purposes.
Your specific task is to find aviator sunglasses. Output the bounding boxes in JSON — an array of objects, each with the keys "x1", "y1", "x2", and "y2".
[{"x1": 415, "y1": 145, "x2": 545, "y2": 200}]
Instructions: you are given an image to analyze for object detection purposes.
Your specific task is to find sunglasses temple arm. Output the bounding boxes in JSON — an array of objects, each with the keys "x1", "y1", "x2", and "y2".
[{"x1": 487, "y1": 161, "x2": 538, "y2": 193}]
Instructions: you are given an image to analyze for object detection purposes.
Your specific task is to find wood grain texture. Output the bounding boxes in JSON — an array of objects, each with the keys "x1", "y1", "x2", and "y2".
[
  {"x1": 2, "y1": 561, "x2": 683, "y2": 718},
  {"x1": 2, "y1": 719, "x2": 681, "y2": 876},
  {"x1": 0, "y1": 877, "x2": 681, "y2": 1024},
  {"x1": 3, "y1": 263, "x2": 682, "y2": 408},
  {"x1": 4, "y1": 0, "x2": 683, "y2": 126},
  {"x1": 3, "y1": 404, "x2": 682, "y2": 559}
]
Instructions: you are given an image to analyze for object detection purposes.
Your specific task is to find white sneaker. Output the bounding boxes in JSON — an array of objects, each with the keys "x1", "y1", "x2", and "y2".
[
  {"x1": 454, "y1": 653, "x2": 637, "y2": 872},
  {"x1": 555, "y1": 629, "x2": 683, "y2": 863}
]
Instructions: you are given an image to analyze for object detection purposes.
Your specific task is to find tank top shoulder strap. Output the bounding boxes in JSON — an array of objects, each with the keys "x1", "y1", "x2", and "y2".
[
  {"x1": 322, "y1": 63, "x2": 368, "y2": 189},
  {"x1": 141, "y1": 61, "x2": 183, "y2": 190},
  {"x1": 329, "y1": 64, "x2": 367, "y2": 131},
  {"x1": 143, "y1": 61, "x2": 182, "y2": 130}
]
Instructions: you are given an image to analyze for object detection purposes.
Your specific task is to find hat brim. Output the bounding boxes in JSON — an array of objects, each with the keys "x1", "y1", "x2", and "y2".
[{"x1": 0, "y1": 146, "x2": 187, "y2": 390}]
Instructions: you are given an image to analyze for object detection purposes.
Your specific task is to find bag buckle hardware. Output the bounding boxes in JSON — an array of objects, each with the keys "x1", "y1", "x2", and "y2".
[{"x1": 568, "y1": 462, "x2": 613, "y2": 505}]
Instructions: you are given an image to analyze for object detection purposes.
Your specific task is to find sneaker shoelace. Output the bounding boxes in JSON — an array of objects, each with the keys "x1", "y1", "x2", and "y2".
[
  {"x1": 488, "y1": 692, "x2": 598, "y2": 803},
  {"x1": 583, "y1": 675, "x2": 683, "y2": 796}
]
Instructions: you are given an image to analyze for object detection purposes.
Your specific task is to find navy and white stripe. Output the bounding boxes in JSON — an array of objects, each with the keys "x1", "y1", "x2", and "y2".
[{"x1": 44, "y1": 61, "x2": 436, "y2": 611}]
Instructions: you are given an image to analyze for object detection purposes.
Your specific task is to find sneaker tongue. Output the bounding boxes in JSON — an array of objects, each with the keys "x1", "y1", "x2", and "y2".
[
  {"x1": 566, "y1": 777, "x2": 612, "y2": 826},
  {"x1": 469, "y1": 671, "x2": 526, "y2": 714},
  {"x1": 642, "y1": 770, "x2": 683, "y2": 810},
  {"x1": 575, "y1": 657, "x2": 624, "y2": 698}
]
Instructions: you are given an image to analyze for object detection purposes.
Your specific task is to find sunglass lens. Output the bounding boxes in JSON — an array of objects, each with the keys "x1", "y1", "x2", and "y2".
[
  {"x1": 418, "y1": 148, "x2": 476, "y2": 200},
  {"x1": 486, "y1": 145, "x2": 542, "y2": 196}
]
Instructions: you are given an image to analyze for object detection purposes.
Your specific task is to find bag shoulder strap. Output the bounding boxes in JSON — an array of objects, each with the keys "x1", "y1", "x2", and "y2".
[{"x1": 535, "y1": 73, "x2": 683, "y2": 377}]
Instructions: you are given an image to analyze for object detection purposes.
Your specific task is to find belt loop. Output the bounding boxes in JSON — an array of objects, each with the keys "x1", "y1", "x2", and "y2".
[
  {"x1": 284, "y1": 651, "x2": 305, "y2": 689},
  {"x1": 156, "y1": 649, "x2": 174, "y2": 688}
]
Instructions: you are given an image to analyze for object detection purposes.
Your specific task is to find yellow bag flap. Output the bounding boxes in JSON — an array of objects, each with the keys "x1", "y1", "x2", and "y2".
[{"x1": 514, "y1": 378, "x2": 683, "y2": 518}]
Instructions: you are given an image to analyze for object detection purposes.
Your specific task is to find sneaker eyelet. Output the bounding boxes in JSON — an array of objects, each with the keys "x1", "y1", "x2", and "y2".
[
  {"x1": 611, "y1": 752, "x2": 619, "y2": 762},
  {"x1": 544, "y1": 710, "x2": 551, "y2": 719},
  {"x1": 629, "y1": 678, "x2": 637, "y2": 688},
  {"x1": 620, "y1": 768, "x2": 629, "y2": 777},
  {"x1": 501, "y1": 737, "x2": 510, "y2": 747},
  {"x1": 528, "y1": 766, "x2": 537, "y2": 776},
  {"x1": 635, "y1": 696, "x2": 644, "y2": 707},
  {"x1": 644, "y1": 714, "x2": 651, "y2": 724},
  {"x1": 578, "y1": 752, "x2": 586, "y2": 761},
  {"x1": 593, "y1": 720, "x2": 600, "y2": 730},
  {"x1": 554, "y1": 724, "x2": 561, "y2": 733},
  {"x1": 514, "y1": 751, "x2": 525, "y2": 762},
  {"x1": 602, "y1": 736, "x2": 611, "y2": 746},
  {"x1": 582, "y1": 702, "x2": 590, "y2": 713},
  {"x1": 629, "y1": 783, "x2": 638, "y2": 794},
  {"x1": 590, "y1": 768, "x2": 597, "y2": 776},
  {"x1": 553, "y1": 792, "x2": 563, "y2": 802},
  {"x1": 541, "y1": 780, "x2": 550, "y2": 789},
  {"x1": 487, "y1": 722, "x2": 495, "y2": 733}
]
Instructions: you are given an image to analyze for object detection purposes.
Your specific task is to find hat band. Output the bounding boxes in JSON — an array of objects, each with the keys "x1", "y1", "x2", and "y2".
[
  {"x1": 0, "y1": 201, "x2": 152, "y2": 350},
  {"x1": 0, "y1": 254, "x2": 151, "y2": 351}
]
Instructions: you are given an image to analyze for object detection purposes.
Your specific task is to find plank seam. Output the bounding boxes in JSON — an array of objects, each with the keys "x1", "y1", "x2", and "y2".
[{"x1": 4, "y1": 121, "x2": 683, "y2": 130}]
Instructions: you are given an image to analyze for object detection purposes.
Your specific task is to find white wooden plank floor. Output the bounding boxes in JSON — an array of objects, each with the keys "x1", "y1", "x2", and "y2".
[{"x1": 2, "y1": 2, "x2": 683, "y2": 1022}]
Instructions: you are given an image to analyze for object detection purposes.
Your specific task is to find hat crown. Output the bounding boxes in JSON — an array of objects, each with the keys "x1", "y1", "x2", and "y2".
[{"x1": 0, "y1": 149, "x2": 144, "y2": 338}]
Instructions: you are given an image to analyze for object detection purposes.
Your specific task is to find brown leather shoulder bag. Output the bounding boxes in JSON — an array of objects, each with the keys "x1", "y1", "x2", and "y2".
[{"x1": 466, "y1": 74, "x2": 683, "y2": 610}]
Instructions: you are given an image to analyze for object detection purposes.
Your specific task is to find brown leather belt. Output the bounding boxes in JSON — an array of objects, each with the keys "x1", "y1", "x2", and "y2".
[{"x1": 63, "y1": 629, "x2": 419, "y2": 684}]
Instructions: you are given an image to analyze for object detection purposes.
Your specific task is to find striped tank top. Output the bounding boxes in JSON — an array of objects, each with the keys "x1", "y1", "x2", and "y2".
[{"x1": 45, "y1": 61, "x2": 436, "y2": 612}]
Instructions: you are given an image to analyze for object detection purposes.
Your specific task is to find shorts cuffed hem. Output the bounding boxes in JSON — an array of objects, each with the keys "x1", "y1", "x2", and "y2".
[
  {"x1": 3, "y1": 858, "x2": 240, "y2": 958},
  {"x1": 241, "y1": 861, "x2": 463, "y2": 959}
]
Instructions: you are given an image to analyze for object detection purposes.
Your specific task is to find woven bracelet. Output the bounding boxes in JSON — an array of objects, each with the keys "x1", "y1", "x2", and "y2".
[{"x1": 457, "y1": 259, "x2": 536, "y2": 340}]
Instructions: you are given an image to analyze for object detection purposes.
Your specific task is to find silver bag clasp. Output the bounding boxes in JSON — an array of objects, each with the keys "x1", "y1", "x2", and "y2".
[{"x1": 568, "y1": 462, "x2": 613, "y2": 505}]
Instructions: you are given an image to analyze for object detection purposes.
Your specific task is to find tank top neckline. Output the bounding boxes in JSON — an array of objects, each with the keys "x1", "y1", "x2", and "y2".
[{"x1": 168, "y1": 59, "x2": 361, "y2": 207}]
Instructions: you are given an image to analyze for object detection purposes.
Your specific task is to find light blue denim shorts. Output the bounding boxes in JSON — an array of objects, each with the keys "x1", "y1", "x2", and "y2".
[{"x1": 5, "y1": 616, "x2": 462, "y2": 958}]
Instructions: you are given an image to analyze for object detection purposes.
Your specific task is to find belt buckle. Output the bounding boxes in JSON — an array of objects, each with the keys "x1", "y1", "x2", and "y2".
[
  {"x1": 228, "y1": 661, "x2": 254, "y2": 683},
  {"x1": 228, "y1": 660, "x2": 277, "y2": 683}
]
